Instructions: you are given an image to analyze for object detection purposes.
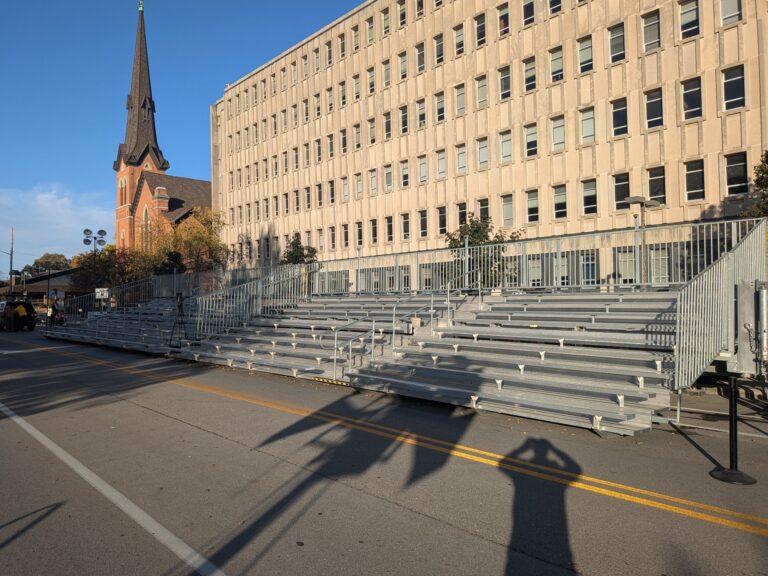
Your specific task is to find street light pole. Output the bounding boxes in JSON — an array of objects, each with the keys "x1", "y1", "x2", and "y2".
[
  {"x1": 83, "y1": 228, "x2": 107, "y2": 292},
  {"x1": 626, "y1": 197, "x2": 660, "y2": 287}
]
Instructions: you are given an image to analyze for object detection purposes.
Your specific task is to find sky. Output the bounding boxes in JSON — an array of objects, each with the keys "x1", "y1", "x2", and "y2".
[{"x1": 0, "y1": 0, "x2": 362, "y2": 278}]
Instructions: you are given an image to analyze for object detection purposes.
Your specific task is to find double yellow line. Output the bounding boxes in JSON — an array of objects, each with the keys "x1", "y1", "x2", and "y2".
[{"x1": 26, "y1": 344, "x2": 768, "y2": 537}]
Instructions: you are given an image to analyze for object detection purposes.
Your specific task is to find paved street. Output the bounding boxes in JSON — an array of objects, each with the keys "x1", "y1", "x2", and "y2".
[{"x1": 1, "y1": 331, "x2": 766, "y2": 576}]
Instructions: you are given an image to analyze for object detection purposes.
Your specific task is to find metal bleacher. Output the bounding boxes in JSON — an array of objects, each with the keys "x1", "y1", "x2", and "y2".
[{"x1": 43, "y1": 218, "x2": 767, "y2": 436}]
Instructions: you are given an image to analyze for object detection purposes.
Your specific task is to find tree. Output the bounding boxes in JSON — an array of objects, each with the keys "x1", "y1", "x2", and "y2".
[
  {"x1": 443, "y1": 214, "x2": 523, "y2": 290},
  {"x1": 33, "y1": 253, "x2": 69, "y2": 271},
  {"x1": 741, "y1": 150, "x2": 768, "y2": 217},
  {"x1": 281, "y1": 235, "x2": 317, "y2": 264}
]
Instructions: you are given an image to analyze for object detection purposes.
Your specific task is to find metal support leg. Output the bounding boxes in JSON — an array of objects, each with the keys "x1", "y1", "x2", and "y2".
[{"x1": 709, "y1": 377, "x2": 757, "y2": 485}]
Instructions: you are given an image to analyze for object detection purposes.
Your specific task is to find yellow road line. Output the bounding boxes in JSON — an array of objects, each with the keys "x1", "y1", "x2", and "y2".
[{"x1": 16, "y1": 343, "x2": 768, "y2": 537}]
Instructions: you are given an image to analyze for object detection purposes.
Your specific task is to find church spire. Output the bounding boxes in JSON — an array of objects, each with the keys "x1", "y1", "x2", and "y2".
[{"x1": 114, "y1": 2, "x2": 169, "y2": 171}]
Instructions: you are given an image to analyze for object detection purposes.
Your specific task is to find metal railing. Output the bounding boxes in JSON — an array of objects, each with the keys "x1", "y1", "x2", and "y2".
[
  {"x1": 308, "y1": 219, "x2": 762, "y2": 295},
  {"x1": 189, "y1": 264, "x2": 314, "y2": 339},
  {"x1": 674, "y1": 219, "x2": 767, "y2": 390}
]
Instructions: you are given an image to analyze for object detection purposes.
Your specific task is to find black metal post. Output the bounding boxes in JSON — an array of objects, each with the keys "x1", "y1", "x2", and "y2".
[{"x1": 710, "y1": 377, "x2": 757, "y2": 485}]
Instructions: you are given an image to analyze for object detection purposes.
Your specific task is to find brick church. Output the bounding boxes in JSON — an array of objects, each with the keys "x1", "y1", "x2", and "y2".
[{"x1": 114, "y1": 2, "x2": 210, "y2": 250}]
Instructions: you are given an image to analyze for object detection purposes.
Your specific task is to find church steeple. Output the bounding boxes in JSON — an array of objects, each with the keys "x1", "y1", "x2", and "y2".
[{"x1": 114, "y1": 2, "x2": 169, "y2": 171}]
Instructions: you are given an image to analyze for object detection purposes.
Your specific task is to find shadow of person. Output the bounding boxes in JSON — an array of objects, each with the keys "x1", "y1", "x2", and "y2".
[{"x1": 503, "y1": 438, "x2": 582, "y2": 575}]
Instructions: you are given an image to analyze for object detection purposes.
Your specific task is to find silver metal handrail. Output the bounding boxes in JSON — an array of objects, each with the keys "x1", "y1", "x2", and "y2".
[{"x1": 674, "y1": 219, "x2": 767, "y2": 390}]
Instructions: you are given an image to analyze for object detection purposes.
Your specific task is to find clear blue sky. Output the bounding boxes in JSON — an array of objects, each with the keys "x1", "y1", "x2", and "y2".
[{"x1": 0, "y1": 0, "x2": 361, "y2": 277}]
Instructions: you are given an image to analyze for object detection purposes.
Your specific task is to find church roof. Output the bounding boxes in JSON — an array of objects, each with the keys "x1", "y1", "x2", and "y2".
[
  {"x1": 137, "y1": 172, "x2": 212, "y2": 223},
  {"x1": 113, "y1": 5, "x2": 169, "y2": 171}
]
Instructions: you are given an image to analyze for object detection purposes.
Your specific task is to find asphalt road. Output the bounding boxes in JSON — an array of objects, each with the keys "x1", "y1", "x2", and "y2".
[{"x1": 1, "y1": 331, "x2": 766, "y2": 576}]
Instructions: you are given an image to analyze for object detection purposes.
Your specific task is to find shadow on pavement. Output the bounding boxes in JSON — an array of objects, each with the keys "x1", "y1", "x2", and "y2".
[{"x1": 503, "y1": 438, "x2": 581, "y2": 575}]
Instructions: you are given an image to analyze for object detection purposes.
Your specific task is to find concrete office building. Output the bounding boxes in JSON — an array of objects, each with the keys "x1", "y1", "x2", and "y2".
[{"x1": 212, "y1": 0, "x2": 767, "y2": 266}]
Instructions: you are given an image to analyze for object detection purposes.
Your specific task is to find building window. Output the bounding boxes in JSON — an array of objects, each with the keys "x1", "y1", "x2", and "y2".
[
  {"x1": 612, "y1": 98, "x2": 628, "y2": 136},
  {"x1": 457, "y1": 202, "x2": 467, "y2": 226},
  {"x1": 400, "y1": 160, "x2": 410, "y2": 187},
  {"x1": 435, "y1": 206, "x2": 447, "y2": 234},
  {"x1": 400, "y1": 106, "x2": 409, "y2": 134},
  {"x1": 682, "y1": 78, "x2": 702, "y2": 119},
  {"x1": 454, "y1": 25, "x2": 464, "y2": 56},
  {"x1": 648, "y1": 166, "x2": 666, "y2": 204},
  {"x1": 416, "y1": 42, "x2": 425, "y2": 73},
  {"x1": 418, "y1": 155, "x2": 428, "y2": 183},
  {"x1": 369, "y1": 169, "x2": 378, "y2": 194},
  {"x1": 609, "y1": 24, "x2": 625, "y2": 63},
  {"x1": 476, "y1": 75, "x2": 488, "y2": 108},
  {"x1": 416, "y1": 0, "x2": 424, "y2": 18},
  {"x1": 382, "y1": 7, "x2": 390, "y2": 36},
  {"x1": 353, "y1": 75, "x2": 360, "y2": 100},
  {"x1": 723, "y1": 65, "x2": 745, "y2": 110},
  {"x1": 437, "y1": 150, "x2": 446, "y2": 178},
  {"x1": 384, "y1": 112, "x2": 392, "y2": 139},
  {"x1": 474, "y1": 13, "x2": 486, "y2": 47},
  {"x1": 726, "y1": 152, "x2": 748, "y2": 195},
  {"x1": 417, "y1": 99, "x2": 426, "y2": 128},
  {"x1": 477, "y1": 198, "x2": 489, "y2": 222},
  {"x1": 551, "y1": 116, "x2": 565, "y2": 152},
  {"x1": 355, "y1": 173, "x2": 363, "y2": 198},
  {"x1": 722, "y1": 0, "x2": 743, "y2": 26},
  {"x1": 582, "y1": 179, "x2": 597, "y2": 215},
  {"x1": 524, "y1": 57, "x2": 536, "y2": 91},
  {"x1": 353, "y1": 124, "x2": 361, "y2": 149},
  {"x1": 500, "y1": 131, "x2": 512, "y2": 163},
  {"x1": 455, "y1": 84, "x2": 466, "y2": 115},
  {"x1": 550, "y1": 47, "x2": 563, "y2": 82},
  {"x1": 367, "y1": 67, "x2": 375, "y2": 94},
  {"x1": 366, "y1": 17, "x2": 374, "y2": 44},
  {"x1": 550, "y1": 0, "x2": 562, "y2": 14},
  {"x1": 553, "y1": 185, "x2": 567, "y2": 219},
  {"x1": 401, "y1": 213, "x2": 410, "y2": 240},
  {"x1": 501, "y1": 194, "x2": 513, "y2": 227},
  {"x1": 341, "y1": 178, "x2": 349, "y2": 202},
  {"x1": 383, "y1": 59, "x2": 391, "y2": 87},
  {"x1": 370, "y1": 218, "x2": 378, "y2": 244},
  {"x1": 342, "y1": 224, "x2": 349, "y2": 248},
  {"x1": 386, "y1": 216, "x2": 394, "y2": 242},
  {"x1": 338, "y1": 33, "x2": 346, "y2": 58},
  {"x1": 581, "y1": 108, "x2": 595, "y2": 144},
  {"x1": 356, "y1": 221, "x2": 363, "y2": 247},
  {"x1": 681, "y1": 0, "x2": 700, "y2": 38},
  {"x1": 399, "y1": 52, "x2": 408, "y2": 80},
  {"x1": 499, "y1": 66, "x2": 511, "y2": 100},
  {"x1": 456, "y1": 143, "x2": 467, "y2": 174},
  {"x1": 435, "y1": 92, "x2": 445, "y2": 122},
  {"x1": 419, "y1": 210, "x2": 428, "y2": 238},
  {"x1": 435, "y1": 34, "x2": 444, "y2": 65},
  {"x1": 477, "y1": 137, "x2": 489, "y2": 169},
  {"x1": 527, "y1": 190, "x2": 539, "y2": 223},
  {"x1": 578, "y1": 36, "x2": 593, "y2": 73},
  {"x1": 522, "y1": 0, "x2": 534, "y2": 26},
  {"x1": 498, "y1": 3, "x2": 509, "y2": 36},
  {"x1": 685, "y1": 160, "x2": 705, "y2": 201},
  {"x1": 614, "y1": 172, "x2": 630, "y2": 210},
  {"x1": 645, "y1": 88, "x2": 663, "y2": 128},
  {"x1": 525, "y1": 124, "x2": 538, "y2": 157},
  {"x1": 385, "y1": 165, "x2": 393, "y2": 191},
  {"x1": 398, "y1": 0, "x2": 407, "y2": 27},
  {"x1": 643, "y1": 10, "x2": 661, "y2": 52}
]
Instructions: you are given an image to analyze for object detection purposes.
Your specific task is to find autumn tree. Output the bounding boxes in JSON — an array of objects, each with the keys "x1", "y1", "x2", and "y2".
[
  {"x1": 444, "y1": 213, "x2": 523, "y2": 290},
  {"x1": 281, "y1": 235, "x2": 318, "y2": 265},
  {"x1": 741, "y1": 151, "x2": 768, "y2": 218}
]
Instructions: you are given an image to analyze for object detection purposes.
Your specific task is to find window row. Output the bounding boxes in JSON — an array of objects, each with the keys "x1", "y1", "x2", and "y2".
[
  {"x1": 225, "y1": 0, "x2": 744, "y2": 119},
  {"x1": 225, "y1": 53, "x2": 745, "y2": 154}
]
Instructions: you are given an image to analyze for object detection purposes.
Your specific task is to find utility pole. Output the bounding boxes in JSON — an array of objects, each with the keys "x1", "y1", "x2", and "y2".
[{"x1": 9, "y1": 227, "x2": 13, "y2": 294}]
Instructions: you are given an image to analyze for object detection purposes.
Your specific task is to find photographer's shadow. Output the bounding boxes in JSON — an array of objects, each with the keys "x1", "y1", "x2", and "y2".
[{"x1": 503, "y1": 438, "x2": 582, "y2": 575}]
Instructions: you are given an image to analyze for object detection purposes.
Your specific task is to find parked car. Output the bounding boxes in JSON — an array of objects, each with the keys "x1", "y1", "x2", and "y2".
[{"x1": 0, "y1": 300, "x2": 38, "y2": 331}]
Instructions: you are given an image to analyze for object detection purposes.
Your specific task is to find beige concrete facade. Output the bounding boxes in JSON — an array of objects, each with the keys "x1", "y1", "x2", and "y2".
[{"x1": 212, "y1": 0, "x2": 768, "y2": 265}]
